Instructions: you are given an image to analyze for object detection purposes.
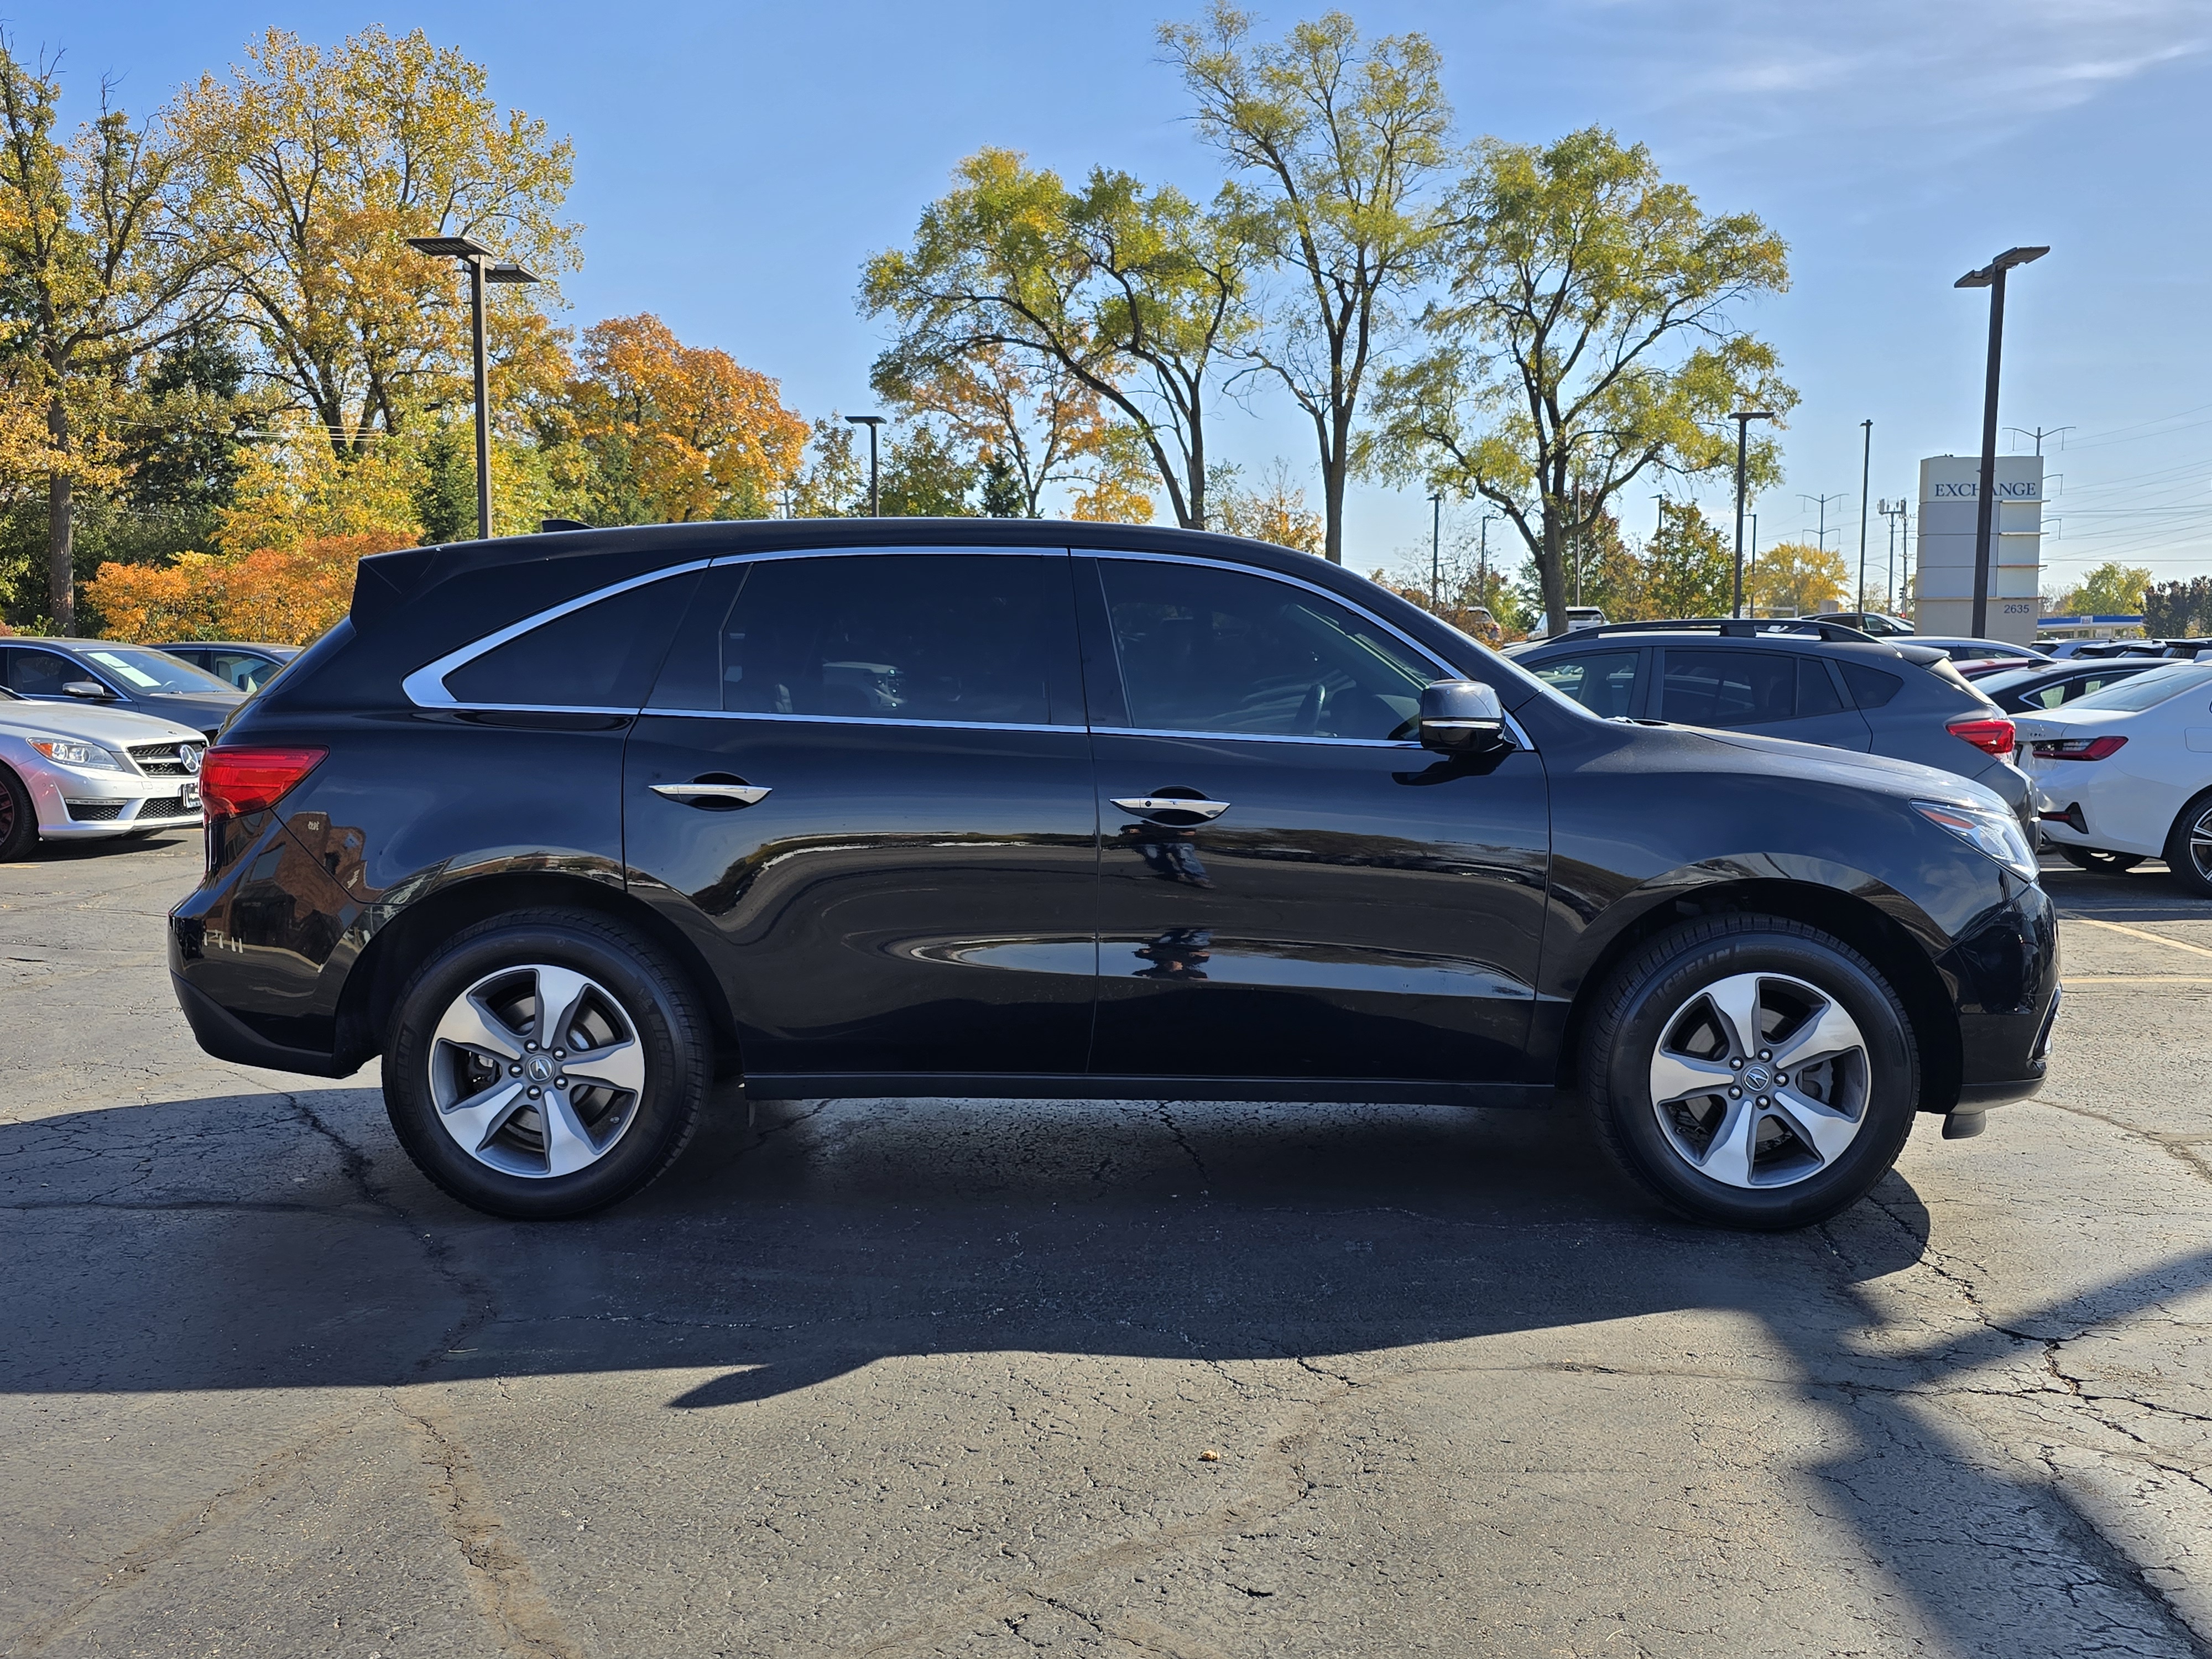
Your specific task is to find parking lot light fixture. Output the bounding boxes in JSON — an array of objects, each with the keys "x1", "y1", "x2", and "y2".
[
  {"x1": 1955, "y1": 246, "x2": 2048, "y2": 637},
  {"x1": 846, "y1": 415, "x2": 885, "y2": 515},
  {"x1": 1730, "y1": 410, "x2": 1776, "y2": 618},
  {"x1": 405, "y1": 236, "x2": 539, "y2": 541}
]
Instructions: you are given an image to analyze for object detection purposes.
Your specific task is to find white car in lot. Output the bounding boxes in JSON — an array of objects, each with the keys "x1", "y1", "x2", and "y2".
[
  {"x1": 2014, "y1": 659, "x2": 2212, "y2": 889},
  {"x1": 0, "y1": 687, "x2": 206, "y2": 860}
]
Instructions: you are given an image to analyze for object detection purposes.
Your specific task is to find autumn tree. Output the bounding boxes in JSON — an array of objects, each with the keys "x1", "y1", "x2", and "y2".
[
  {"x1": 570, "y1": 314, "x2": 808, "y2": 524},
  {"x1": 864, "y1": 148, "x2": 1263, "y2": 529},
  {"x1": 1209, "y1": 458, "x2": 1324, "y2": 554},
  {"x1": 0, "y1": 40, "x2": 226, "y2": 628},
  {"x1": 874, "y1": 342, "x2": 1145, "y2": 519},
  {"x1": 1642, "y1": 500, "x2": 1734, "y2": 618},
  {"x1": 1369, "y1": 128, "x2": 1794, "y2": 635},
  {"x1": 1747, "y1": 540, "x2": 1847, "y2": 617},
  {"x1": 2056, "y1": 561, "x2": 2150, "y2": 618},
  {"x1": 174, "y1": 27, "x2": 576, "y2": 458},
  {"x1": 1162, "y1": 6, "x2": 1454, "y2": 563}
]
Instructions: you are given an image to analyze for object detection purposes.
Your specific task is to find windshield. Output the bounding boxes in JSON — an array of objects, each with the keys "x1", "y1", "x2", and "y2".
[
  {"x1": 2064, "y1": 662, "x2": 2212, "y2": 713},
  {"x1": 76, "y1": 646, "x2": 237, "y2": 696}
]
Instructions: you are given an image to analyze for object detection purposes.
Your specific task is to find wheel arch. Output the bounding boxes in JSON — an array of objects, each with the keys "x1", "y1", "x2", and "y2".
[
  {"x1": 333, "y1": 869, "x2": 740, "y2": 1075},
  {"x1": 1552, "y1": 875, "x2": 1963, "y2": 1117}
]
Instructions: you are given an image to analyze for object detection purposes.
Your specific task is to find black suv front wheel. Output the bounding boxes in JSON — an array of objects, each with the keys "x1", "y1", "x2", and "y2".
[
  {"x1": 384, "y1": 909, "x2": 710, "y2": 1219},
  {"x1": 1582, "y1": 916, "x2": 1920, "y2": 1229}
]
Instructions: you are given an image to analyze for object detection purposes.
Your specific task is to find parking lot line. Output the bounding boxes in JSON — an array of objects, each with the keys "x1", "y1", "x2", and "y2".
[{"x1": 2069, "y1": 916, "x2": 2212, "y2": 959}]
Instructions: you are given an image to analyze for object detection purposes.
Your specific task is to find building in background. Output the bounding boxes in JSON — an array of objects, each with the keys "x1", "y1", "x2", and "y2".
[{"x1": 1914, "y1": 454, "x2": 2043, "y2": 645}]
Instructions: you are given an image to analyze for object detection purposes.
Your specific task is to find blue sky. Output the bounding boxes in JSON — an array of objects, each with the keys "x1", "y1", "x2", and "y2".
[{"x1": 28, "y1": 0, "x2": 2212, "y2": 594}]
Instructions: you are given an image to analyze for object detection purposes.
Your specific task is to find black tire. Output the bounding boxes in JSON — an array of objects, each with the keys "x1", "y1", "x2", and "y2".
[
  {"x1": 383, "y1": 909, "x2": 709, "y2": 1219},
  {"x1": 1580, "y1": 916, "x2": 1921, "y2": 1230},
  {"x1": 0, "y1": 765, "x2": 37, "y2": 861},
  {"x1": 2164, "y1": 791, "x2": 2212, "y2": 898},
  {"x1": 2057, "y1": 845, "x2": 2142, "y2": 874}
]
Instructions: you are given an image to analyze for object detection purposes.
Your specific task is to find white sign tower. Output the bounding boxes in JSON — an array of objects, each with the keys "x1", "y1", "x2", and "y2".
[{"x1": 1913, "y1": 454, "x2": 2043, "y2": 645}]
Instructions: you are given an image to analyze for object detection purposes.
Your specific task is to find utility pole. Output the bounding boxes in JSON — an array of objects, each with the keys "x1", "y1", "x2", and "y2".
[
  {"x1": 1957, "y1": 246, "x2": 2049, "y2": 636},
  {"x1": 1428, "y1": 490, "x2": 1443, "y2": 609},
  {"x1": 2005, "y1": 424, "x2": 2073, "y2": 456},
  {"x1": 1749, "y1": 514, "x2": 1760, "y2": 615},
  {"x1": 1880, "y1": 499, "x2": 1908, "y2": 615},
  {"x1": 1478, "y1": 514, "x2": 1495, "y2": 603},
  {"x1": 1801, "y1": 492, "x2": 1844, "y2": 550},
  {"x1": 1856, "y1": 420, "x2": 1873, "y2": 614}
]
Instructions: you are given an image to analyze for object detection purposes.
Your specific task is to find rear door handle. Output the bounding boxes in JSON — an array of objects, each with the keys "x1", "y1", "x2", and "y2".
[
  {"x1": 652, "y1": 781, "x2": 771, "y2": 806},
  {"x1": 1111, "y1": 795, "x2": 1230, "y2": 821}
]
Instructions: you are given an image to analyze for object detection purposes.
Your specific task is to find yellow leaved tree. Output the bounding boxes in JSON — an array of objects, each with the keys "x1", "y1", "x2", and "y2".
[{"x1": 85, "y1": 530, "x2": 415, "y2": 645}]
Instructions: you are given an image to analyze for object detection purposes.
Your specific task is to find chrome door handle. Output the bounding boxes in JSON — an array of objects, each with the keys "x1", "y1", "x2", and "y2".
[
  {"x1": 652, "y1": 781, "x2": 771, "y2": 805},
  {"x1": 1111, "y1": 795, "x2": 1230, "y2": 820}
]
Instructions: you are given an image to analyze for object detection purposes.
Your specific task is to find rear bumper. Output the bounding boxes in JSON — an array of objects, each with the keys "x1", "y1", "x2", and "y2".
[{"x1": 171, "y1": 972, "x2": 356, "y2": 1078}]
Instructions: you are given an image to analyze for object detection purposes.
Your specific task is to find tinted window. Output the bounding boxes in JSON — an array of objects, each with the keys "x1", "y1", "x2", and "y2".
[
  {"x1": 1659, "y1": 650, "x2": 1798, "y2": 727},
  {"x1": 77, "y1": 647, "x2": 234, "y2": 694},
  {"x1": 444, "y1": 570, "x2": 701, "y2": 708},
  {"x1": 1532, "y1": 651, "x2": 1640, "y2": 717},
  {"x1": 1098, "y1": 559, "x2": 1433, "y2": 740},
  {"x1": 652, "y1": 554, "x2": 1065, "y2": 726},
  {"x1": 1797, "y1": 657, "x2": 1844, "y2": 716},
  {"x1": 5, "y1": 649, "x2": 82, "y2": 696},
  {"x1": 1839, "y1": 661, "x2": 1903, "y2": 708}
]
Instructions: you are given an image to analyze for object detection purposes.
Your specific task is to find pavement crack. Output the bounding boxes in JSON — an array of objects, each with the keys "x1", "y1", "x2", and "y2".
[{"x1": 1152, "y1": 1103, "x2": 1211, "y2": 1188}]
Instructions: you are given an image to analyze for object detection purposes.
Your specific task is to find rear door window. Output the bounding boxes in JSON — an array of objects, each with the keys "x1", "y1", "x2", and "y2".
[
  {"x1": 1530, "y1": 650, "x2": 1641, "y2": 718},
  {"x1": 650, "y1": 552, "x2": 1077, "y2": 727},
  {"x1": 1658, "y1": 649, "x2": 1798, "y2": 726}
]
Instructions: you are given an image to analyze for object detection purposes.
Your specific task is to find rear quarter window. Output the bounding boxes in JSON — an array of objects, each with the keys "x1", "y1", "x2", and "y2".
[
  {"x1": 1838, "y1": 661, "x2": 1903, "y2": 708},
  {"x1": 440, "y1": 569, "x2": 703, "y2": 708}
]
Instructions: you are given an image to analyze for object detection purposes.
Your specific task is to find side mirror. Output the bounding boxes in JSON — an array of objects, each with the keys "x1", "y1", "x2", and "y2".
[
  {"x1": 1418, "y1": 679, "x2": 1511, "y2": 754},
  {"x1": 61, "y1": 680, "x2": 112, "y2": 701}
]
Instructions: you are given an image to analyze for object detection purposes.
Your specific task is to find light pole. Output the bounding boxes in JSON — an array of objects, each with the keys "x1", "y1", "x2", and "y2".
[
  {"x1": 406, "y1": 235, "x2": 540, "y2": 541},
  {"x1": 1478, "y1": 513, "x2": 1495, "y2": 603},
  {"x1": 1730, "y1": 410, "x2": 1776, "y2": 618},
  {"x1": 1427, "y1": 491, "x2": 1444, "y2": 608},
  {"x1": 1955, "y1": 245, "x2": 2048, "y2": 636},
  {"x1": 846, "y1": 415, "x2": 885, "y2": 515},
  {"x1": 1856, "y1": 419, "x2": 1872, "y2": 615}
]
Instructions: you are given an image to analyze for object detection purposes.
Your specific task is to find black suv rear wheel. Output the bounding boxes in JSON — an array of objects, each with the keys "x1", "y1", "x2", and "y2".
[
  {"x1": 1581, "y1": 916, "x2": 1920, "y2": 1229},
  {"x1": 383, "y1": 909, "x2": 709, "y2": 1219}
]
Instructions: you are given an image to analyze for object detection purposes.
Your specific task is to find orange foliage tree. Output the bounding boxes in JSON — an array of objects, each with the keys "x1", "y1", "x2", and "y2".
[
  {"x1": 85, "y1": 530, "x2": 415, "y2": 645},
  {"x1": 571, "y1": 314, "x2": 808, "y2": 522}
]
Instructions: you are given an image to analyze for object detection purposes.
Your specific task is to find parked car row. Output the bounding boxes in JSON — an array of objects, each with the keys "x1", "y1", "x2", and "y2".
[{"x1": 0, "y1": 637, "x2": 294, "y2": 859}]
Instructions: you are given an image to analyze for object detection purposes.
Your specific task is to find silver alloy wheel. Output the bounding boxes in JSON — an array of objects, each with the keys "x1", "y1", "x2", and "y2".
[
  {"x1": 2188, "y1": 805, "x2": 2212, "y2": 880},
  {"x1": 1646, "y1": 971, "x2": 1869, "y2": 1190},
  {"x1": 428, "y1": 964, "x2": 647, "y2": 1178}
]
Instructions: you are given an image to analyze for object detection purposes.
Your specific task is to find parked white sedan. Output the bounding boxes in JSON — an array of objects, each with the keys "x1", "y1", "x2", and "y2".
[
  {"x1": 2015, "y1": 660, "x2": 2212, "y2": 890},
  {"x1": 0, "y1": 688, "x2": 206, "y2": 860}
]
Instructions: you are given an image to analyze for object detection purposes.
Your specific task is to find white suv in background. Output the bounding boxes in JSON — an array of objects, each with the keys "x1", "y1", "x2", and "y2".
[{"x1": 0, "y1": 688, "x2": 206, "y2": 860}]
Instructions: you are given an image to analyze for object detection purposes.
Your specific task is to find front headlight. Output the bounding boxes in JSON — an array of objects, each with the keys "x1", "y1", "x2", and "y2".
[
  {"x1": 1915, "y1": 799, "x2": 2038, "y2": 881},
  {"x1": 28, "y1": 738, "x2": 123, "y2": 771}
]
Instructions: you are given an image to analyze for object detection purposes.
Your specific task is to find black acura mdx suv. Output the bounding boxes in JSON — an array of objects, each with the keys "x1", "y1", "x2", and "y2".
[{"x1": 170, "y1": 522, "x2": 2060, "y2": 1229}]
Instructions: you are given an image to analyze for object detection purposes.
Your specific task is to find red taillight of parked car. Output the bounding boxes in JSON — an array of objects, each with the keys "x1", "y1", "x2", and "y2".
[
  {"x1": 1945, "y1": 715, "x2": 2018, "y2": 758},
  {"x1": 2031, "y1": 734, "x2": 2128, "y2": 763},
  {"x1": 199, "y1": 747, "x2": 328, "y2": 816}
]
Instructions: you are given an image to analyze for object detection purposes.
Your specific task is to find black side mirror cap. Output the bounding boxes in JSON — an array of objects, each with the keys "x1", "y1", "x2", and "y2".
[{"x1": 1418, "y1": 679, "x2": 1511, "y2": 753}]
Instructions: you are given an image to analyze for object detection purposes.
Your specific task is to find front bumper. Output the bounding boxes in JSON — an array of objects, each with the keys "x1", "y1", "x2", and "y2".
[
  {"x1": 23, "y1": 758, "x2": 202, "y2": 839},
  {"x1": 1938, "y1": 878, "x2": 2062, "y2": 1113}
]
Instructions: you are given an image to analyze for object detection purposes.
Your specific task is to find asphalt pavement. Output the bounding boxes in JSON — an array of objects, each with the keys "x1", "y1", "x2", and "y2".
[{"x1": 3, "y1": 833, "x2": 2209, "y2": 1658}]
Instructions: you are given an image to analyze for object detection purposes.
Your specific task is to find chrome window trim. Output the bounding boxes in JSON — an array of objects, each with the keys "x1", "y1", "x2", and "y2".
[
  {"x1": 635, "y1": 709, "x2": 1072, "y2": 736},
  {"x1": 401, "y1": 560, "x2": 716, "y2": 709},
  {"x1": 1091, "y1": 550, "x2": 1537, "y2": 753},
  {"x1": 1092, "y1": 725, "x2": 1423, "y2": 751}
]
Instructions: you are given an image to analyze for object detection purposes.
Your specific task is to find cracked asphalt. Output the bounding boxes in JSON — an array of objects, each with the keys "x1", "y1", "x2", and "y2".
[{"x1": 3, "y1": 834, "x2": 2211, "y2": 1658}]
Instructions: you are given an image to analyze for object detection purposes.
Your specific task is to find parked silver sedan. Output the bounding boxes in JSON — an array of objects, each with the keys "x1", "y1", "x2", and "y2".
[{"x1": 0, "y1": 688, "x2": 206, "y2": 860}]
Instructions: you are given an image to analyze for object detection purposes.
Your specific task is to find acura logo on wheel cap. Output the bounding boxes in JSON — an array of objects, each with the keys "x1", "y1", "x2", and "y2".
[
  {"x1": 1743, "y1": 1063, "x2": 1772, "y2": 1092},
  {"x1": 526, "y1": 1055, "x2": 555, "y2": 1082}
]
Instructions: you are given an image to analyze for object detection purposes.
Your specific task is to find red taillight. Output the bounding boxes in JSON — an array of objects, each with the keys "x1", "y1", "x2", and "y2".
[
  {"x1": 200, "y1": 747, "x2": 327, "y2": 816},
  {"x1": 2032, "y1": 734, "x2": 2128, "y2": 763},
  {"x1": 1946, "y1": 715, "x2": 2017, "y2": 757}
]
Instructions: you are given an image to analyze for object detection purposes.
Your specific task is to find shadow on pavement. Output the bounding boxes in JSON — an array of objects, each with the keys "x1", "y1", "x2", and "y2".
[{"x1": 4, "y1": 1084, "x2": 2206, "y2": 1651}]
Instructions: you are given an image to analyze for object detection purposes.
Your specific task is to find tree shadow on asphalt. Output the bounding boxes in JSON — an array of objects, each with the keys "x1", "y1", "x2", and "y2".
[{"x1": 4, "y1": 1084, "x2": 2206, "y2": 1650}]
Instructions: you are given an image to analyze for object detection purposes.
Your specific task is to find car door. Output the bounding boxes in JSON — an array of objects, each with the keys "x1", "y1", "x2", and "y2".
[
  {"x1": 623, "y1": 548, "x2": 1098, "y2": 1084},
  {"x1": 2, "y1": 646, "x2": 117, "y2": 708},
  {"x1": 1081, "y1": 554, "x2": 1550, "y2": 1087},
  {"x1": 1655, "y1": 647, "x2": 1872, "y2": 750}
]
